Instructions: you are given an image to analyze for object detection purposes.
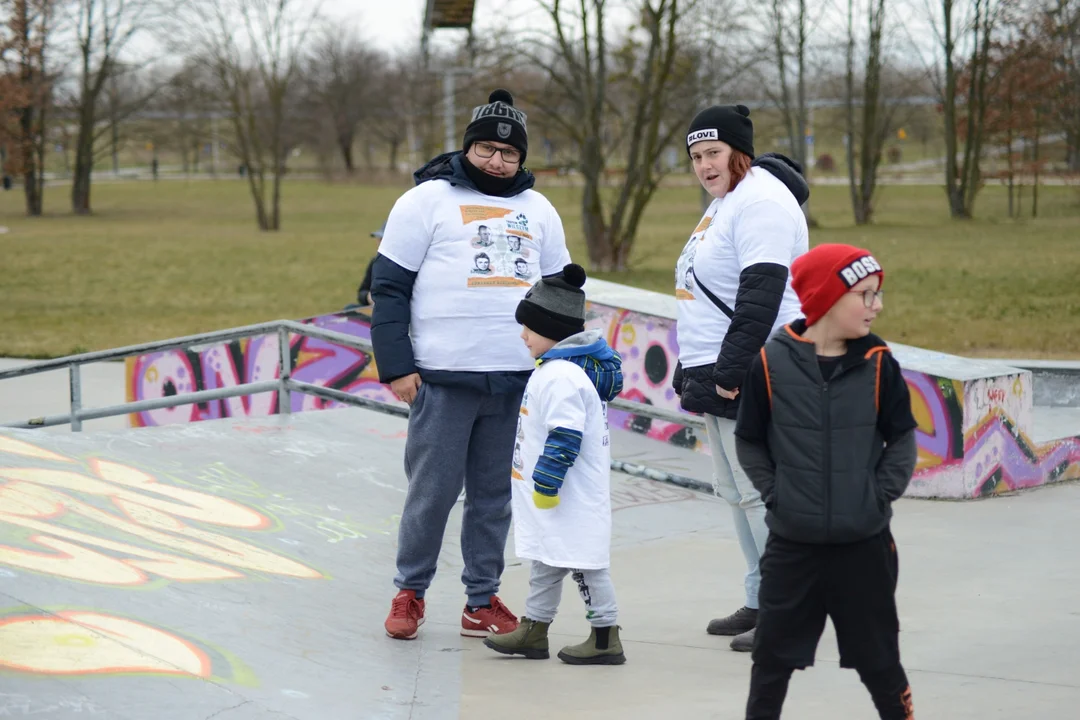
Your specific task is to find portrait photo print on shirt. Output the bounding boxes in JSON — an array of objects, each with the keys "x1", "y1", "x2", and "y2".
[{"x1": 473, "y1": 252, "x2": 492, "y2": 275}]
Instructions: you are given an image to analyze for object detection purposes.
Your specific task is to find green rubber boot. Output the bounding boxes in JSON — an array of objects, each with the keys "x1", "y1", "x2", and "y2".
[
  {"x1": 483, "y1": 617, "x2": 550, "y2": 659},
  {"x1": 557, "y1": 625, "x2": 626, "y2": 665}
]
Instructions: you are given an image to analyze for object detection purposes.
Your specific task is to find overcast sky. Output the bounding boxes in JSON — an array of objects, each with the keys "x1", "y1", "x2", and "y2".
[{"x1": 340, "y1": 0, "x2": 545, "y2": 54}]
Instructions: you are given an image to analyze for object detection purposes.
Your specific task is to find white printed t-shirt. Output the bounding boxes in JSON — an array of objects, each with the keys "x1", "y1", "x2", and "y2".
[
  {"x1": 378, "y1": 179, "x2": 572, "y2": 372},
  {"x1": 511, "y1": 360, "x2": 612, "y2": 570},
  {"x1": 675, "y1": 167, "x2": 809, "y2": 369}
]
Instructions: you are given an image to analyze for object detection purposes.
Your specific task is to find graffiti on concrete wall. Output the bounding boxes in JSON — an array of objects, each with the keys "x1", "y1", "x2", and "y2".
[
  {"x1": 122, "y1": 303, "x2": 1080, "y2": 499},
  {"x1": 127, "y1": 311, "x2": 398, "y2": 428},
  {"x1": 585, "y1": 304, "x2": 702, "y2": 451},
  {"x1": 903, "y1": 369, "x2": 1080, "y2": 498},
  {"x1": 125, "y1": 305, "x2": 707, "y2": 450}
]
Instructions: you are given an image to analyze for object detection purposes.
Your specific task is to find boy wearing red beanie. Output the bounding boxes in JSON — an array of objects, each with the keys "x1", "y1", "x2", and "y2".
[{"x1": 733, "y1": 244, "x2": 918, "y2": 719}]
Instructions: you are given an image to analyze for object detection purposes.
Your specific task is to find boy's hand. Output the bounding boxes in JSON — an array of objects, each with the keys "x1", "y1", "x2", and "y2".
[
  {"x1": 533, "y1": 491, "x2": 560, "y2": 509},
  {"x1": 391, "y1": 373, "x2": 422, "y2": 405},
  {"x1": 716, "y1": 385, "x2": 740, "y2": 400}
]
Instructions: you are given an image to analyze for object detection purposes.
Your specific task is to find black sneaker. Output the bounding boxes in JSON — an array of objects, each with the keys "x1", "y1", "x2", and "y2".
[
  {"x1": 730, "y1": 627, "x2": 755, "y2": 652},
  {"x1": 706, "y1": 606, "x2": 758, "y2": 636}
]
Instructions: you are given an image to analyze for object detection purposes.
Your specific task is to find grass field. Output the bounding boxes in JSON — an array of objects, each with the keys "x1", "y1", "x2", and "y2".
[{"x1": 1, "y1": 177, "x2": 1079, "y2": 359}]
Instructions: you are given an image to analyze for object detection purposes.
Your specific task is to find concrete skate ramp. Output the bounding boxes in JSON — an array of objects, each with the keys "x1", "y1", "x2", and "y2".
[
  {"x1": 0, "y1": 408, "x2": 722, "y2": 719},
  {"x1": 4, "y1": 409, "x2": 1080, "y2": 719}
]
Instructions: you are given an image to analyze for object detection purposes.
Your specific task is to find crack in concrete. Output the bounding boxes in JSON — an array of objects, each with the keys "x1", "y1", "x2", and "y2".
[{"x1": 205, "y1": 700, "x2": 252, "y2": 720}]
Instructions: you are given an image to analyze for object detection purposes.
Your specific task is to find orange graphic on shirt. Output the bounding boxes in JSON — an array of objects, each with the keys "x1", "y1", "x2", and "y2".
[
  {"x1": 693, "y1": 216, "x2": 712, "y2": 235},
  {"x1": 467, "y1": 277, "x2": 532, "y2": 288},
  {"x1": 460, "y1": 206, "x2": 513, "y2": 224},
  {"x1": 507, "y1": 229, "x2": 533, "y2": 241},
  {"x1": 511, "y1": 469, "x2": 525, "y2": 481},
  {"x1": 676, "y1": 289, "x2": 695, "y2": 301}
]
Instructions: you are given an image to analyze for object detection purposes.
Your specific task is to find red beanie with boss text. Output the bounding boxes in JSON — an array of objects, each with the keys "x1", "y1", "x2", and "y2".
[{"x1": 791, "y1": 244, "x2": 885, "y2": 326}]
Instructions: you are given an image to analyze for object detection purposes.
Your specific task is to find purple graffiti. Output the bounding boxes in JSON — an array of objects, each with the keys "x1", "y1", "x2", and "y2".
[{"x1": 902, "y1": 370, "x2": 955, "y2": 463}]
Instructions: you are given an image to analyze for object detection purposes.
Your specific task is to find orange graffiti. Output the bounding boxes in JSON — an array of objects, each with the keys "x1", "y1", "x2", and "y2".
[
  {"x1": 0, "y1": 441, "x2": 322, "y2": 586},
  {"x1": 459, "y1": 205, "x2": 513, "y2": 223},
  {"x1": 0, "y1": 436, "x2": 75, "y2": 464},
  {"x1": 0, "y1": 611, "x2": 212, "y2": 677}
]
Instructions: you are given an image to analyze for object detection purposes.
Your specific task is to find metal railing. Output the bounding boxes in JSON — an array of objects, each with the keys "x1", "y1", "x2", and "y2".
[{"x1": 0, "y1": 320, "x2": 713, "y2": 493}]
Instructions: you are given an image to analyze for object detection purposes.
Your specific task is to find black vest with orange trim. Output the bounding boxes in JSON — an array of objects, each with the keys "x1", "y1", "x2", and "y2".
[{"x1": 759, "y1": 324, "x2": 892, "y2": 544}]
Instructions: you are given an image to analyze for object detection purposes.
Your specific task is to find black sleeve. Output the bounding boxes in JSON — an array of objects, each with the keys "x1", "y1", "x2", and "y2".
[
  {"x1": 672, "y1": 360, "x2": 684, "y2": 395},
  {"x1": 370, "y1": 254, "x2": 419, "y2": 384},
  {"x1": 876, "y1": 429, "x2": 917, "y2": 501},
  {"x1": 736, "y1": 436, "x2": 777, "y2": 506},
  {"x1": 713, "y1": 262, "x2": 788, "y2": 391},
  {"x1": 734, "y1": 351, "x2": 771, "y2": 444},
  {"x1": 877, "y1": 352, "x2": 918, "y2": 443},
  {"x1": 357, "y1": 256, "x2": 376, "y2": 305}
]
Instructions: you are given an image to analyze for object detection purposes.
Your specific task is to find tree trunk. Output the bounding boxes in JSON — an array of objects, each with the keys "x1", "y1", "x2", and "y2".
[
  {"x1": 387, "y1": 139, "x2": 400, "y2": 171},
  {"x1": 941, "y1": 0, "x2": 968, "y2": 218},
  {"x1": 339, "y1": 134, "x2": 354, "y2": 173},
  {"x1": 272, "y1": 163, "x2": 282, "y2": 231},
  {"x1": 71, "y1": 107, "x2": 95, "y2": 215},
  {"x1": 581, "y1": 171, "x2": 611, "y2": 270},
  {"x1": 1007, "y1": 151, "x2": 1014, "y2": 218},
  {"x1": 845, "y1": 0, "x2": 867, "y2": 224},
  {"x1": 796, "y1": 0, "x2": 812, "y2": 222},
  {"x1": 19, "y1": 107, "x2": 43, "y2": 216},
  {"x1": 1032, "y1": 114, "x2": 1041, "y2": 218},
  {"x1": 23, "y1": 167, "x2": 42, "y2": 215},
  {"x1": 246, "y1": 170, "x2": 269, "y2": 230}
]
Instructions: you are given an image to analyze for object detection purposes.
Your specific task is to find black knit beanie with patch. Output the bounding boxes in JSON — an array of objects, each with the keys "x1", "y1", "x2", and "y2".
[
  {"x1": 462, "y1": 89, "x2": 529, "y2": 164},
  {"x1": 686, "y1": 104, "x2": 755, "y2": 158}
]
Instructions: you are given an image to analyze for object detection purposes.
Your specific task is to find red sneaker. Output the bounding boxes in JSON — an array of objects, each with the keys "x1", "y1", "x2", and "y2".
[
  {"x1": 385, "y1": 590, "x2": 425, "y2": 640},
  {"x1": 461, "y1": 595, "x2": 519, "y2": 637}
]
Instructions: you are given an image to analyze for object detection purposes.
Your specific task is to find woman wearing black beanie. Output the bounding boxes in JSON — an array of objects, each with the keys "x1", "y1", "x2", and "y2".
[{"x1": 672, "y1": 104, "x2": 811, "y2": 652}]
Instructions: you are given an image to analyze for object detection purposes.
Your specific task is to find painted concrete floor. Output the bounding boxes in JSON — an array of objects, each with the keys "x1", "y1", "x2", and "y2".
[{"x1": 1, "y1": 407, "x2": 1078, "y2": 719}]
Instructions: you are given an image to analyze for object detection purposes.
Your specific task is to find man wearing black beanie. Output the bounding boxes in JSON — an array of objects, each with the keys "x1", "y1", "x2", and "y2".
[{"x1": 370, "y1": 89, "x2": 573, "y2": 643}]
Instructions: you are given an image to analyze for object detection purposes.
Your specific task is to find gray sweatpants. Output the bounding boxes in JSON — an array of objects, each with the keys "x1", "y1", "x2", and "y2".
[
  {"x1": 393, "y1": 382, "x2": 523, "y2": 607},
  {"x1": 524, "y1": 561, "x2": 618, "y2": 627}
]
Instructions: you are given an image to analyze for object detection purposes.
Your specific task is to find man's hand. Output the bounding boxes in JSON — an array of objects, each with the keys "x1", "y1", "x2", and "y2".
[
  {"x1": 392, "y1": 373, "x2": 422, "y2": 405},
  {"x1": 716, "y1": 385, "x2": 740, "y2": 400}
]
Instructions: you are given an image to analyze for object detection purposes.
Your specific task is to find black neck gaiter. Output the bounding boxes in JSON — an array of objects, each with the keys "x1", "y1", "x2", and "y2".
[{"x1": 461, "y1": 155, "x2": 519, "y2": 197}]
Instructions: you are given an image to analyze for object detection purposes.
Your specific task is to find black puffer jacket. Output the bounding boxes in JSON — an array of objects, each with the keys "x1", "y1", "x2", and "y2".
[{"x1": 673, "y1": 153, "x2": 809, "y2": 419}]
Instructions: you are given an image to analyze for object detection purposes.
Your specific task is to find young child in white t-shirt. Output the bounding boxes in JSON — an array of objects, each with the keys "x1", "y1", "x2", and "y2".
[{"x1": 483, "y1": 263, "x2": 627, "y2": 665}]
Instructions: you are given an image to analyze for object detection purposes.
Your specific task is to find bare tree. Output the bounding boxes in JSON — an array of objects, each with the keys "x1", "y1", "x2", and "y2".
[
  {"x1": 929, "y1": 0, "x2": 1009, "y2": 217},
  {"x1": 156, "y1": 61, "x2": 218, "y2": 175},
  {"x1": 845, "y1": 0, "x2": 895, "y2": 224},
  {"x1": 0, "y1": 0, "x2": 55, "y2": 216},
  {"x1": 305, "y1": 28, "x2": 383, "y2": 174},
  {"x1": 69, "y1": 0, "x2": 160, "y2": 214},
  {"x1": 519, "y1": 0, "x2": 744, "y2": 271},
  {"x1": 1046, "y1": 0, "x2": 1080, "y2": 170},
  {"x1": 181, "y1": 0, "x2": 319, "y2": 230},
  {"x1": 762, "y1": 0, "x2": 814, "y2": 221},
  {"x1": 365, "y1": 51, "x2": 438, "y2": 173}
]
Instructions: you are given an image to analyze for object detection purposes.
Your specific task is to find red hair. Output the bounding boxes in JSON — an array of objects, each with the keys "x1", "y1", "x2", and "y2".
[{"x1": 729, "y1": 150, "x2": 753, "y2": 193}]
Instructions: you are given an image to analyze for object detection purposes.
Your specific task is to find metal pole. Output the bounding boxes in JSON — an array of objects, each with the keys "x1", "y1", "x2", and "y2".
[
  {"x1": 278, "y1": 327, "x2": 292, "y2": 415},
  {"x1": 444, "y1": 69, "x2": 456, "y2": 154},
  {"x1": 69, "y1": 364, "x2": 82, "y2": 432}
]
